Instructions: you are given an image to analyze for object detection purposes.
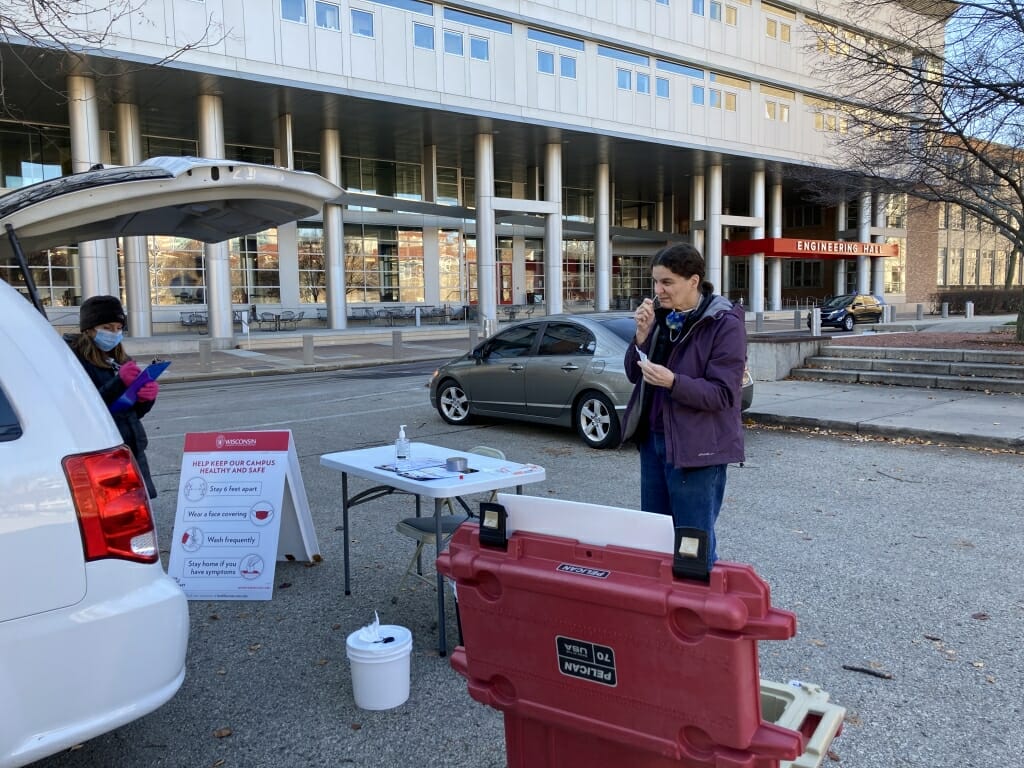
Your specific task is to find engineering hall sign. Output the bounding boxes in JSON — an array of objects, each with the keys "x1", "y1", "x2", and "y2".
[{"x1": 722, "y1": 238, "x2": 899, "y2": 259}]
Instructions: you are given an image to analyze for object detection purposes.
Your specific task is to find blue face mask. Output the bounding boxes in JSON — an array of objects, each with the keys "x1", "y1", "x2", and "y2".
[
  {"x1": 93, "y1": 329, "x2": 123, "y2": 352},
  {"x1": 666, "y1": 310, "x2": 687, "y2": 332}
]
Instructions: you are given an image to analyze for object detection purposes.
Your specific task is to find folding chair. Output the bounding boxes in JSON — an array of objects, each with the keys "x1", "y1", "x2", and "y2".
[{"x1": 391, "y1": 447, "x2": 506, "y2": 603}]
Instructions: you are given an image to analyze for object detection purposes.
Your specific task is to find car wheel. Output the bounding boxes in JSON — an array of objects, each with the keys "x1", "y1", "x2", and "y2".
[
  {"x1": 436, "y1": 380, "x2": 472, "y2": 425},
  {"x1": 575, "y1": 391, "x2": 620, "y2": 449},
  {"x1": 842, "y1": 315, "x2": 855, "y2": 332}
]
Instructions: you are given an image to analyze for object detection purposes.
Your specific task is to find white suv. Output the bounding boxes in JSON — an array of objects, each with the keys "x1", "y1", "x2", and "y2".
[{"x1": 0, "y1": 158, "x2": 339, "y2": 767}]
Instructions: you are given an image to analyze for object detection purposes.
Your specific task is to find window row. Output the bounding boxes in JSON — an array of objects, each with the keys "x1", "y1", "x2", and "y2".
[
  {"x1": 938, "y1": 204, "x2": 997, "y2": 232},
  {"x1": 615, "y1": 69, "x2": 669, "y2": 97},
  {"x1": 938, "y1": 248, "x2": 1023, "y2": 287},
  {"x1": 691, "y1": 0, "x2": 737, "y2": 25},
  {"x1": 413, "y1": 24, "x2": 490, "y2": 59}
]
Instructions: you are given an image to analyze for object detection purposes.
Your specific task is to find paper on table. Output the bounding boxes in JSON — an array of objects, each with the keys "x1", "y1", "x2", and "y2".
[{"x1": 376, "y1": 458, "x2": 446, "y2": 473}]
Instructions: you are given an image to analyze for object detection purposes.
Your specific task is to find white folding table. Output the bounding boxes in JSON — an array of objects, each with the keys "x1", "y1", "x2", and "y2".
[{"x1": 320, "y1": 442, "x2": 545, "y2": 654}]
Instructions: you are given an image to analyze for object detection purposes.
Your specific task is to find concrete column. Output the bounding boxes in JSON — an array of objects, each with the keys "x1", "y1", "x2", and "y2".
[
  {"x1": 857, "y1": 189, "x2": 872, "y2": 295},
  {"x1": 321, "y1": 128, "x2": 346, "y2": 329},
  {"x1": 872, "y1": 193, "x2": 887, "y2": 298},
  {"x1": 116, "y1": 102, "x2": 152, "y2": 337},
  {"x1": 274, "y1": 113, "x2": 300, "y2": 311},
  {"x1": 423, "y1": 227, "x2": 441, "y2": 303},
  {"x1": 68, "y1": 74, "x2": 110, "y2": 298},
  {"x1": 277, "y1": 223, "x2": 300, "y2": 307},
  {"x1": 423, "y1": 144, "x2": 438, "y2": 203},
  {"x1": 768, "y1": 182, "x2": 782, "y2": 310},
  {"x1": 276, "y1": 113, "x2": 293, "y2": 169},
  {"x1": 691, "y1": 174, "x2": 705, "y2": 254},
  {"x1": 750, "y1": 169, "x2": 765, "y2": 312},
  {"x1": 197, "y1": 93, "x2": 233, "y2": 341},
  {"x1": 475, "y1": 133, "x2": 498, "y2": 335},
  {"x1": 706, "y1": 164, "x2": 723, "y2": 292},
  {"x1": 595, "y1": 162, "x2": 610, "y2": 312},
  {"x1": 834, "y1": 200, "x2": 848, "y2": 296},
  {"x1": 544, "y1": 142, "x2": 563, "y2": 316}
]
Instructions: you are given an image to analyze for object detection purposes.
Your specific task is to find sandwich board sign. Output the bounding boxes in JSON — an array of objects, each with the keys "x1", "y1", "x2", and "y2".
[{"x1": 167, "y1": 430, "x2": 320, "y2": 600}]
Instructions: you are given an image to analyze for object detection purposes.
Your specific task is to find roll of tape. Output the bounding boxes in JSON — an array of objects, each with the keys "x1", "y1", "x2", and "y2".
[{"x1": 446, "y1": 456, "x2": 468, "y2": 472}]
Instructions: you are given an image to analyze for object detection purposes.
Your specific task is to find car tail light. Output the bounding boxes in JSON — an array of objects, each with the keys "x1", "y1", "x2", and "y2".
[{"x1": 63, "y1": 446, "x2": 159, "y2": 563}]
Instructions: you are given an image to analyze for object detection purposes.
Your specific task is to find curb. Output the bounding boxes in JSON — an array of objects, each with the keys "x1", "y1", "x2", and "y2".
[{"x1": 744, "y1": 412, "x2": 1024, "y2": 452}]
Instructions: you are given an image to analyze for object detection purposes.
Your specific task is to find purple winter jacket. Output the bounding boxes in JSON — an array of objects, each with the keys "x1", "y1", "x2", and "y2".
[{"x1": 621, "y1": 295, "x2": 746, "y2": 468}]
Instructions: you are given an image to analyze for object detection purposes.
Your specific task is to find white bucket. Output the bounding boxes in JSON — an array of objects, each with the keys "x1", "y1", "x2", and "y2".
[{"x1": 345, "y1": 624, "x2": 413, "y2": 710}]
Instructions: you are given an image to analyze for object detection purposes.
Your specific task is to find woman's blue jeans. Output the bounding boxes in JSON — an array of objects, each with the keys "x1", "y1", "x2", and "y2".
[{"x1": 640, "y1": 431, "x2": 727, "y2": 567}]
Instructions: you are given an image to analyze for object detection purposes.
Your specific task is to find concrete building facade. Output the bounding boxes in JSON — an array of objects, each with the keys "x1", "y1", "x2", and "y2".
[{"x1": 2, "y1": 0, "x2": 1007, "y2": 340}]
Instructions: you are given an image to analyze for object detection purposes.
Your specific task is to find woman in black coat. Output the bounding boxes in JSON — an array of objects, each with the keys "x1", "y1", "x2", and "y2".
[{"x1": 66, "y1": 295, "x2": 159, "y2": 498}]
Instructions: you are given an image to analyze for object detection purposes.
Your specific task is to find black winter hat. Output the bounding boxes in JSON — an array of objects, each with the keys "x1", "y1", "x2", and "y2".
[{"x1": 79, "y1": 295, "x2": 127, "y2": 331}]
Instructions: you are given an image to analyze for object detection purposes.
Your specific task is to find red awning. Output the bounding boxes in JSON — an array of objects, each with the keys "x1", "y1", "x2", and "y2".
[{"x1": 722, "y1": 238, "x2": 899, "y2": 259}]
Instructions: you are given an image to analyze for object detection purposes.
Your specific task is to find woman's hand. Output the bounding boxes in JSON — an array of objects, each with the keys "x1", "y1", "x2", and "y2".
[
  {"x1": 638, "y1": 359, "x2": 675, "y2": 389},
  {"x1": 634, "y1": 297, "x2": 656, "y2": 345},
  {"x1": 137, "y1": 381, "x2": 159, "y2": 402},
  {"x1": 118, "y1": 360, "x2": 141, "y2": 385}
]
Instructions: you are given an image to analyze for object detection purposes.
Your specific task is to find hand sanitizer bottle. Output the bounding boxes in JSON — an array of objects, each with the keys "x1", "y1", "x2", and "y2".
[{"x1": 395, "y1": 424, "x2": 410, "y2": 461}]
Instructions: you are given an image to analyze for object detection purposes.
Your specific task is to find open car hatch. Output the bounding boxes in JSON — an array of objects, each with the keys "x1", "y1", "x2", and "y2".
[{"x1": 0, "y1": 156, "x2": 341, "y2": 260}]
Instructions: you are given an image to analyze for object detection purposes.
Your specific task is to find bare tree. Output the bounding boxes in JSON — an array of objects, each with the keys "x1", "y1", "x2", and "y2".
[
  {"x1": 802, "y1": 0, "x2": 1024, "y2": 339},
  {"x1": 0, "y1": 1, "x2": 221, "y2": 120}
]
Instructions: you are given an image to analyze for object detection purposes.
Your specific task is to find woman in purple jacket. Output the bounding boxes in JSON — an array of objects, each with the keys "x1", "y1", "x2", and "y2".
[{"x1": 621, "y1": 244, "x2": 746, "y2": 571}]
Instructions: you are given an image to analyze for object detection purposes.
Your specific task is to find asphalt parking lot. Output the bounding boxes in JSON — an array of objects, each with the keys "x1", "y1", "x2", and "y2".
[{"x1": 31, "y1": 364, "x2": 1024, "y2": 768}]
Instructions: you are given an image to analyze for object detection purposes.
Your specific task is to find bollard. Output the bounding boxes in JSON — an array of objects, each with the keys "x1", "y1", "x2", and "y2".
[
  {"x1": 810, "y1": 307, "x2": 822, "y2": 337},
  {"x1": 392, "y1": 330, "x2": 402, "y2": 359},
  {"x1": 755, "y1": 312, "x2": 765, "y2": 332},
  {"x1": 941, "y1": 302, "x2": 949, "y2": 318},
  {"x1": 415, "y1": 307, "x2": 421, "y2": 327},
  {"x1": 199, "y1": 339, "x2": 212, "y2": 372},
  {"x1": 965, "y1": 300, "x2": 974, "y2": 319},
  {"x1": 468, "y1": 327, "x2": 479, "y2": 351},
  {"x1": 793, "y1": 310, "x2": 802, "y2": 329},
  {"x1": 302, "y1": 334, "x2": 314, "y2": 365},
  {"x1": 916, "y1": 303, "x2": 924, "y2": 321}
]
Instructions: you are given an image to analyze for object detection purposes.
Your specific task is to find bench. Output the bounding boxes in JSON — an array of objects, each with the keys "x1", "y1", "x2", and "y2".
[{"x1": 180, "y1": 311, "x2": 208, "y2": 333}]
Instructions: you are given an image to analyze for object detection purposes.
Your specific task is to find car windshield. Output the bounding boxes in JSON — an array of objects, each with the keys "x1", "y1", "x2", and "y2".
[
  {"x1": 821, "y1": 294, "x2": 856, "y2": 310},
  {"x1": 597, "y1": 316, "x2": 637, "y2": 343}
]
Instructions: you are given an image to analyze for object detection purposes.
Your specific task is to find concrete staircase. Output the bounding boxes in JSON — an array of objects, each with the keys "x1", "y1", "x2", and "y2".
[{"x1": 790, "y1": 345, "x2": 1024, "y2": 394}]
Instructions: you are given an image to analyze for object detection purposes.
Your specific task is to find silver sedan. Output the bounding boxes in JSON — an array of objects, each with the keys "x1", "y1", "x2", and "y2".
[{"x1": 429, "y1": 312, "x2": 753, "y2": 449}]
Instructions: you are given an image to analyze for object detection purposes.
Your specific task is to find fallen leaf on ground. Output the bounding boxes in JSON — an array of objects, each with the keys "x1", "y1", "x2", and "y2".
[
  {"x1": 213, "y1": 727, "x2": 232, "y2": 739},
  {"x1": 971, "y1": 612, "x2": 990, "y2": 620}
]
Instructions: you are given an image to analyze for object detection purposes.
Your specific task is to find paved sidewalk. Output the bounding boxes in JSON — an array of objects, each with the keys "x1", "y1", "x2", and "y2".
[
  {"x1": 744, "y1": 380, "x2": 1024, "y2": 451},
  {"x1": 124, "y1": 313, "x2": 1023, "y2": 452}
]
